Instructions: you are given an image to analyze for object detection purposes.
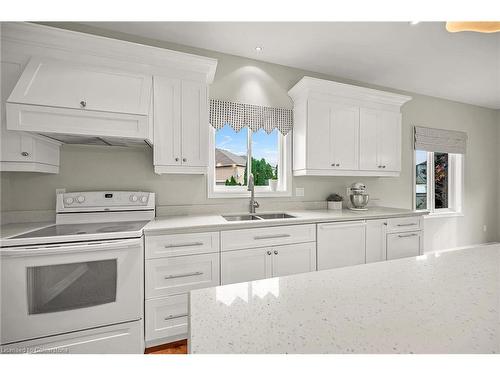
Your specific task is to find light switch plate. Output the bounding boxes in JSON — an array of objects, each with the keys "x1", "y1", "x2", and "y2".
[{"x1": 295, "y1": 187, "x2": 305, "y2": 197}]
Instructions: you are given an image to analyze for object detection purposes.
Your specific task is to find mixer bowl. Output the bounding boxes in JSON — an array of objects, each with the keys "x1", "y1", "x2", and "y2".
[{"x1": 350, "y1": 194, "x2": 369, "y2": 208}]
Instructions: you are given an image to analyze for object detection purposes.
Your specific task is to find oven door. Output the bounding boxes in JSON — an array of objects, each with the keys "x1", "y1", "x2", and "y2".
[{"x1": 1, "y1": 238, "x2": 143, "y2": 345}]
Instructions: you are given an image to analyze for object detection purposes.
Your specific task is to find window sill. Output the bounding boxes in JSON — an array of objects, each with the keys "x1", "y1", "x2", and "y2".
[
  {"x1": 423, "y1": 211, "x2": 464, "y2": 219},
  {"x1": 208, "y1": 190, "x2": 293, "y2": 199}
]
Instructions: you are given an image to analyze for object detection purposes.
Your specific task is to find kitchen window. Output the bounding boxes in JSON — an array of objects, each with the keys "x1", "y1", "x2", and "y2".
[
  {"x1": 414, "y1": 150, "x2": 463, "y2": 215},
  {"x1": 208, "y1": 124, "x2": 292, "y2": 198}
]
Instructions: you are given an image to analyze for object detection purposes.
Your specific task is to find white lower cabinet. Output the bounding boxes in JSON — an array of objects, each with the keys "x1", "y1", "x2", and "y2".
[
  {"x1": 317, "y1": 221, "x2": 366, "y2": 270},
  {"x1": 365, "y1": 219, "x2": 387, "y2": 263},
  {"x1": 145, "y1": 294, "x2": 188, "y2": 346},
  {"x1": 221, "y1": 247, "x2": 272, "y2": 285},
  {"x1": 386, "y1": 231, "x2": 423, "y2": 260},
  {"x1": 221, "y1": 242, "x2": 316, "y2": 285},
  {"x1": 144, "y1": 231, "x2": 220, "y2": 347},
  {"x1": 272, "y1": 242, "x2": 316, "y2": 278}
]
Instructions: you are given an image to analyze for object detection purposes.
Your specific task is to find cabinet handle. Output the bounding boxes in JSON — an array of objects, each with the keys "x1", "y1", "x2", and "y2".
[
  {"x1": 175, "y1": 157, "x2": 179, "y2": 162},
  {"x1": 254, "y1": 234, "x2": 291, "y2": 240},
  {"x1": 397, "y1": 223, "x2": 418, "y2": 227},
  {"x1": 164, "y1": 242, "x2": 203, "y2": 248},
  {"x1": 182, "y1": 158, "x2": 187, "y2": 162},
  {"x1": 21, "y1": 151, "x2": 30, "y2": 157},
  {"x1": 80, "y1": 100, "x2": 87, "y2": 108},
  {"x1": 164, "y1": 313, "x2": 186, "y2": 320},
  {"x1": 382, "y1": 165, "x2": 386, "y2": 169},
  {"x1": 164, "y1": 271, "x2": 203, "y2": 279},
  {"x1": 397, "y1": 233, "x2": 418, "y2": 238},
  {"x1": 274, "y1": 250, "x2": 278, "y2": 255},
  {"x1": 267, "y1": 251, "x2": 272, "y2": 255},
  {"x1": 337, "y1": 163, "x2": 340, "y2": 167},
  {"x1": 331, "y1": 163, "x2": 336, "y2": 167}
]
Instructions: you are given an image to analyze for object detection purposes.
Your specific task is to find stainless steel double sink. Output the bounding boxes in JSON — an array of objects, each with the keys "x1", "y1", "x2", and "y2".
[{"x1": 223, "y1": 213, "x2": 296, "y2": 221}]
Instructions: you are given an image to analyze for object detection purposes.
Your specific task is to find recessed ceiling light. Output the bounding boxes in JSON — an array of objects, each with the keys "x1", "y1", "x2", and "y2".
[
  {"x1": 410, "y1": 21, "x2": 420, "y2": 25},
  {"x1": 255, "y1": 46, "x2": 263, "y2": 52}
]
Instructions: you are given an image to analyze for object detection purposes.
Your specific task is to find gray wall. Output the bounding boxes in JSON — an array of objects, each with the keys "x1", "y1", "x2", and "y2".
[{"x1": 1, "y1": 23, "x2": 499, "y2": 251}]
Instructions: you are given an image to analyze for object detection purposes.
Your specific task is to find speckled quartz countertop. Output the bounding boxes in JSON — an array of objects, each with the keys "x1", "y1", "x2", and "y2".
[
  {"x1": 144, "y1": 206, "x2": 425, "y2": 234},
  {"x1": 189, "y1": 245, "x2": 500, "y2": 354}
]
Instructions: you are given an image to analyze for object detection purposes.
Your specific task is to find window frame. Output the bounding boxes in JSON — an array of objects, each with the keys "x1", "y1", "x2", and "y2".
[
  {"x1": 412, "y1": 150, "x2": 464, "y2": 217},
  {"x1": 207, "y1": 126, "x2": 292, "y2": 198}
]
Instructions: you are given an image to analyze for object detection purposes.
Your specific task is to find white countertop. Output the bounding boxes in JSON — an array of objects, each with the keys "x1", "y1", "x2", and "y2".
[
  {"x1": 144, "y1": 206, "x2": 425, "y2": 234},
  {"x1": 189, "y1": 245, "x2": 500, "y2": 354}
]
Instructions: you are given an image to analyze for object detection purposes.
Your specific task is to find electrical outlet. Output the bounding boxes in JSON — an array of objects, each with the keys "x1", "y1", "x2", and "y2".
[
  {"x1": 483, "y1": 225, "x2": 487, "y2": 232},
  {"x1": 55, "y1": 188, "x2": 66, "y2": 195},
  {"x1": 295, "y1": 187, "x2": 305, "y2": 197}
]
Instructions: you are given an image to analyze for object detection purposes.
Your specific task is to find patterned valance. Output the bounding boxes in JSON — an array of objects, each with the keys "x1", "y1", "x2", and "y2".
[
  {"x1": 414, "y1": 126, "x2": 468, "y2": 154},
  {"x1": 209, "y1": 99, "x2": 293, "y2": 135}
]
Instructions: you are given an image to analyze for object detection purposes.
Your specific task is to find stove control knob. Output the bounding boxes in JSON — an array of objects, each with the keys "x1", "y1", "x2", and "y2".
[
  {"x1": 64, "y1": 197, "x2": 74, "y2": 205},
  {"x1": 130, "y1": 195, "x2": 138, "y2": 202},
  {"x1": 77, "y1": 195, "x2": 85, "y2": 203},
  {"x1": 140, "y1": 196, "x2": 148, "y2": 203}
]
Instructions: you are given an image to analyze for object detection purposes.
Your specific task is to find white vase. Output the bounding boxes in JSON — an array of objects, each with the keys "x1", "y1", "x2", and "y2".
[
  {"x1": 327, "y1": 201, "x2": 342, "y2": 210},
  {"x1": 269, "y1": 179, "x2": 278, "y2": 192}
]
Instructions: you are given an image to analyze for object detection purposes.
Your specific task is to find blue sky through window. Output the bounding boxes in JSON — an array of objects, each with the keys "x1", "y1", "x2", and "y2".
[{"x1": 215, "y1": 125, "x2": 279, "y2": 167}]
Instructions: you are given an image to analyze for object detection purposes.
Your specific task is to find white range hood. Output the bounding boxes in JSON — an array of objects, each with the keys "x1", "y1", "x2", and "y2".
[{"x1": 6, "y1": 56, "x2": 153, "y2": 146}]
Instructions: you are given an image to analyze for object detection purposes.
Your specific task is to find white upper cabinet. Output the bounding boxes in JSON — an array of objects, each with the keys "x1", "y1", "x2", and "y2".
[
  {"x1": 153, "y1": 77, "x2": 209, "y2": 174},
  {"x1": 289, "y1": 77, "x2": 411, "y2": 176},
  {"x1": 359, "y1": 108, "x2": 401, "y2": 172},
  {"x1": 2, "y1": 23, "x2": 217, "y2": 150},
  {"x1": 1, "y1": 60, "x2": 60, "y2": 173},
  {"x1": 8, "y1": 57, "x2": 151, "y2": 115}
]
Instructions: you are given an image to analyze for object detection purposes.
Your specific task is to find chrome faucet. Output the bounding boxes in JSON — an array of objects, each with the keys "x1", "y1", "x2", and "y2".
[{"x1": 247, "y1": 174, "x2": 260, "y2": 214}]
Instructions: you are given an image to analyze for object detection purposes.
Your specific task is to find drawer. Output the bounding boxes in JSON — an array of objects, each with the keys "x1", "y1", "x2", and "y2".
[
  {"x1": 145, "y1": 295, "x2": 188, "y2": 343},
  {"x1": 145, "y1": 232, "x2": 219, "y2": 259},
  {"x1": 386, "y1": 231, "x2": 422, "y2": 260},
  {"x1": 221, "y1": 224, "x2": 316, "y2": 251},
  {"x1": 386, "y1": 216, "x2": 422, "y2": 233},
  {"x1": 145, "y1": 252, "x2": 220, "y2": 298}
]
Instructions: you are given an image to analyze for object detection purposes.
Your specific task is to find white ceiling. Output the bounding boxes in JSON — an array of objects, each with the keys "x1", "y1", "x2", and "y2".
[{"x1": 81, "y1": 22, "x2": 500, "y2": 109}]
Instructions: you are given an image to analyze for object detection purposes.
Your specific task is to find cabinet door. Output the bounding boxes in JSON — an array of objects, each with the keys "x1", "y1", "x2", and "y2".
[
  {"x1": 221, "y1": 248, "x2": 272, "y2": 285},
  {"x1": 386, "y1": 231, "x2": 422, "y2": 260},
  {"x1": 317, "y1": 221, "x2": 366, "y2": 270},
  {"x1": 306, "y1": 99, "x2": 332, "y2": 169},
  {"x1": 377, "y1": 111, "x2": 401, "y2": 171},
  {"x1": 329, "y1": 103, "x2": 359, "y2": 170},
  {"x1": 153, "y1": 76, "x2": 182, "y2": 166},
  {"x1": 359, "y1": 108, "x2": 401, "y2": 172},
  {"x1": 271, "y1": 242, "x2": 316, "y2": 278},
  {"x1": 365, "y1": 219, "x2": 387, "y2": 263},
  {"x1": 181, "y1": 80, "x2": 208, "y2": 167},
  {"x1": 8, "y1": 57, "x2": 152, "y2": 115}
]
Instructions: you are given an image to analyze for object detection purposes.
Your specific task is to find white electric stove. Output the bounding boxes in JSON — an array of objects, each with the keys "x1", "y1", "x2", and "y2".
[{"x1": 0, "y1": 191, "x2": 155, "y2": 354}]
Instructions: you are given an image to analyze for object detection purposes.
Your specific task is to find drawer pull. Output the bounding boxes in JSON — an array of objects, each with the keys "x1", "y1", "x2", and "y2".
[
  {"x1": 164, "y1": 242, "x2": 204, "y2": 248},
  {"x1": 254, "y1": 234, "x2": 291, "y2": 240},
  {"x1": 397, "y1": 223, "x2": 418, "y2": 227},
  {"x1": 164, "y1": 271, "x2": 203, "y2": 279},
  {"x1": 164, "y1": 313, "x2": 186, "y2": 320},
  {"x1": 397, "y1": 233, "x2": 418, "y2": 238}
]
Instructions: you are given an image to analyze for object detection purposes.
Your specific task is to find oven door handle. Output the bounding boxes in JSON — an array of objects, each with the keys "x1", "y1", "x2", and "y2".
[{"x1": 0, "y1": 238, "x2": 142, "y2": 257}]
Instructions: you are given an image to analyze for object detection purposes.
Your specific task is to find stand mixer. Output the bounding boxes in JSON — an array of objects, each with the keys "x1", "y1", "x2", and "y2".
[{"x1": 346, "y1": 182, "x2": 369, "y2": 211}]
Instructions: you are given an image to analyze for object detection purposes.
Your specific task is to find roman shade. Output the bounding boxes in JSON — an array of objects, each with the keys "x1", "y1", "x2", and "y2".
[
  {"x1": 414, "y1": 126, "x2": 468, "y2": 154},
  {"x1": 209, "y1": 99, "x2": 293, "y2": 135}
]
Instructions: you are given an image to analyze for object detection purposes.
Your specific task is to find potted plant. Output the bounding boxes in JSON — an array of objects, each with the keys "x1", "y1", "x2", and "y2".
[
  {"x1": 268, "y1": 166, "x2": 278, "y2": 192},
  {"x1": 326, "y1": 193, "x2": 343, "y2": 210}
]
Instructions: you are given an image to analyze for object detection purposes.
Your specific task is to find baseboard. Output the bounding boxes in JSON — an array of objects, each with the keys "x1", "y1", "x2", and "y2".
[{"x1": 427, "y1": 242, "x2": 499, "y2": 254}]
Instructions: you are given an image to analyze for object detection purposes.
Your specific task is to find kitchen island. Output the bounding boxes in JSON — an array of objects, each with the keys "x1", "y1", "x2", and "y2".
[{"x1": 189, "y1": 245, "x2": 500, "y2": 354}]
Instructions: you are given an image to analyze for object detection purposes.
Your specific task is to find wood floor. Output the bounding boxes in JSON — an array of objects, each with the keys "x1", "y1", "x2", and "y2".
[{"x1": 145, "y1": 339, "x2": 188, "y2": 354}]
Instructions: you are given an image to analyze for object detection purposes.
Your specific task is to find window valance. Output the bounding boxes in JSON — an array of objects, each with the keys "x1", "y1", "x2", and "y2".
[
  {"x1": 414, "y1": 126, "x2": 467, "y2": 154},
  {"x1": 209, "y1": 99, "x2": 293, "y2": 135}
]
